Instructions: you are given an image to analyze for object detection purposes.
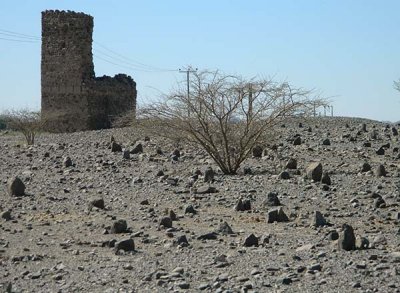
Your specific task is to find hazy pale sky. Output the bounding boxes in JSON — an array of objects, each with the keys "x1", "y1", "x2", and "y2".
[{"x1": 1, "y1": 0, "x2": 399, "y2": 121}]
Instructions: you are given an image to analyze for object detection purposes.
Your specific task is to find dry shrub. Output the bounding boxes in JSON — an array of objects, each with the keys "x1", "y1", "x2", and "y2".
[{"x1": 137, "y1": 70, "x2": 327, "y2": 174}]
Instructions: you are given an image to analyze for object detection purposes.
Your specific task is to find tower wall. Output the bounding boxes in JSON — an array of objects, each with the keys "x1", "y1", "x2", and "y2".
[{"x1": 41, "y1": 10, "x2": 136, "y2": 133}]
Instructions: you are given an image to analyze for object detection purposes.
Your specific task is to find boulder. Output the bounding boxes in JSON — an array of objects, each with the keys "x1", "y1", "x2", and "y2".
[
  {"x1": 338, "y1": 223, "x2": 356, "y2": 251},
  {"x1": 306, "y1": 162, "x2": 323, "y2": 182},
  {"x1": 266, "y1": 207, "x2": 289, "y2": 223},
  {"x1": 7, "y1": 177, "x2": 25, "y2": 197}
]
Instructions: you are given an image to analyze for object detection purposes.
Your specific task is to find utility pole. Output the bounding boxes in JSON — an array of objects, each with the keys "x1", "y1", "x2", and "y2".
[
  {"x1": 331, "y1": 105, "x2": 333, "y2": 117},
  {"x1": 179, "y1": 66, "x2": 198, "y2": 100}
]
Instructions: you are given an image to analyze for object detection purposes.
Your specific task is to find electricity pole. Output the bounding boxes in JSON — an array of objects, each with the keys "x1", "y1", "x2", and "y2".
[{"x1": 179, "y1": 66, "x2": 198, "y2": 117}]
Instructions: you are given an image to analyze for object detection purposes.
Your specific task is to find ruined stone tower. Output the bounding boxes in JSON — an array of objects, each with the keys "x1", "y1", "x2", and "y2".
[{"x1": 41, "y1": 10, "x2": 136, "y2": 132}]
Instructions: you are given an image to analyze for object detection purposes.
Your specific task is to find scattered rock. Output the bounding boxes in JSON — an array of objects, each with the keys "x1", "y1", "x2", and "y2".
[
  {"x1": 375, "y1": 164, "x2": 387, "y2": 177},
  {"x1": 243, "y1": 234, "x2": 258, "y2": 247},
  {"x1": 285, "y1": 158, "x2": 297, "y2": 169},
  {"x1": 89, "y1": 198, "x2": 105, "y2": 210},
  {"x1": 216, "y1": 222, "x2": 234, "y2": 235},
  {"x1": 279, "y1": 171, "x2": 290, "y2": 180},
  {"x1": 263, "y1": 192, "x2": 281, "y2": 207},
  {"x1": 159, "y1": 217, "x2": 173, "y2": 229},
  {"x1": 338, "y1": 223, "x2": 356, "y2": 251},
  {"x1": 266, "y1": 207, "x2": 289, "y2": 223},
  {"x1": 130, "y1": 142, "x2": 143, "y2": 154},
  {"x1": 293, "y1": 136, "x2": 302, "y2": 146},
  {"x1": 111, "y1": 220, "x2": 128, "y2": 234},
  {"x1": 235, "y1": 198, "x2": 251, "y2": 211},
  {"x1": 311, "y1": 211, "x2": 328, "y2": 227},
  {"x1": 1, "y1": 210, "x2": 12, "y2": 221},
  {"x1": 63, "y1": 156, "x2": 73, "y2": 167},
  {"x1": 111, "y1": 141, "x2": 122, "y2": 152},
  {"x1": 203, "y1": 167, "x2": 214, "y2": 183},
  {"x1": 321, "y1": 173, "x2": 331, "y2": 185},
  {"x1": 322, "y1": 138, "x2": 331, "y2": 146},
  {"x1": 252, "y1": 145, "x2": 263, "y2": 158},
  {"x1": 185, "y1": 205, "x2": 197, "y2": 214},
  {"x1": 7, "y1": 176, "x2": 25, "y2": 196},
  {"x1": 195, "y1": 186, "x2": 218, "y2": 194},
  {"x1": 306, "y1": 162, "x2": 323, "y2": 182},
  {"x1": 114, "y1": 238, "x2": 135, "y2": 253},
  {"x1": 360, "y1": 162, "x2": 371, "y2": 173}
]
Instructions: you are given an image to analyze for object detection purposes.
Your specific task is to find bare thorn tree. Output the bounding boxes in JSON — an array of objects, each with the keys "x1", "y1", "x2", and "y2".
[
  {"x1": 394, "y1": 79, "x2": 400, "y2": 92},
  {"x1": 138, "y1": 70, "x2": 326, "y2": 174},
  {"x1": 4, "y1": 110, "x2": 46, "y2": 145}
]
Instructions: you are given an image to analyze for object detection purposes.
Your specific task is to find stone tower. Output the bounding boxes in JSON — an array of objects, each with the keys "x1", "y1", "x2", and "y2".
[{"x1": 41, "y1": 10, "x2": 136, "y2": 132}]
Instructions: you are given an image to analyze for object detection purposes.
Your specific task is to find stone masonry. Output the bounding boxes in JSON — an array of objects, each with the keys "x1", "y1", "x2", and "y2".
[{"x1": 41, "y1": 10, "x2": 136, "y2": 132}]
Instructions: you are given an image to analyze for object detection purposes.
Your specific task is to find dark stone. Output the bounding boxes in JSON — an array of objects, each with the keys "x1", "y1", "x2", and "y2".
[
  {"x1": 376, "y1": 147, "x2": 385, "y2": 155},
  {"x1": 130, "y1": 143, "x2": 143, "y2": 154},
  {"x1": 263, "y1": 192, "x2": 281, "y2": 207},
  {"x1": 243, "y1": 167, "x2": 252, "y2": 175},
  {"x1": 285, "y1": 158, "x2": 297, "y2": 169},
  {"x1": 111, "y1": 219, "x2": 128, "y2": 234},
  {"x1": 279, "y1": 171, "x2": 290, "y2": 180},
  {"x1": 329, "y1": 230, "x2": 339, "y2": 241},
  {"x1": 321, "y1": 173, "x2": 331, "y2": 185},
  {"x1": 217, "y1": 222, "x2": 234, "y2": 235},
  {"x1": 122, "y1": 150, "x2": 130, "y2": 159},
  {"x1": 375, "y1": 164, "x2": 387, "y2": 177},
  {"x1": 172, "y1": 149, "x2": 181, "y2": 158},
  {"x1": 204, "y1": 167, "x2": 214, "y2": 183},
  {"x1": 235, "y1": 198, "x2": 251, "y2": 211},
  {"x1": 114, "y1": 238, "x2": 135, "y2": 252},
  {"x1": 293, "y1": 136, "x2": 302, "y2": 146},
  {"x1": 139, "y1": 199, "x2": 149, "y2": 206},
  {"x1": 392, "y1": 127, "x2": 398, "y2": 136},
  {"x1": 1, "y1": 210, "x2": 12, "y2": 221},
  {"x1": 311, "y1": 211, "x2": 327, "y2": 227},
  {"x1": 197, "y1": 232, "x2": 218, "y2": 240},
  {"x1": 89, "y1": 198, "x2": 105, "y2": 210},
  {"x1": 243, "y1": 233, "x2": 259, "y2": 247},
  {"x1": 360, "y1": 162, "x2": 371, "y2": 173},
  {"x1": 252, "y1": 145, "x2": 263, "y2": 158},
  {"x1": 322, "y1": 138, "x2": 331, "y2": 146},
  {"x1": 7, "y1": 177, "x2": 25, "y2": 197},
  {"x1": 338, "y1": 223, "x2": 356, "y2": 251},
  {"x1": 185, "y1": 205, "x2": 197, "y2": 214},
  {"x1": 167, "y1": 209, "x2": 177, "y2": 221},
  {"x1": 63, "y1": 156, "x2": 73, "y2": 167},
  {"x1": 374, "y1": 196, "x2": 386, "y2": 208},
  {"x1": 360, "y1": 123, "x2": 367, "y2": 132},
  {"x1": 306, "y1": 162, "x2": 323, "y2": 182},
  {"x1": 363, "y1": 141, "x2": 371, "y2": 147},
  {"x1": 266, "y1": 207, "x2": 289, "y2": 223},
  {"x1": 176, "y1": 235, "x2": 189, "y2": 246},
  {"x1": 111, "y1": 141, "x2": 122, "y2": 152},
  {"x1": 159, "y1": 217, "x2": 172, "y2": 228}
]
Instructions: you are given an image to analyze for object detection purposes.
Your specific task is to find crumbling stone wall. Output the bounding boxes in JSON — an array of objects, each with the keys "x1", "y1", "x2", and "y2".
[{"x1": 41, "y1": 10, "x2": 136, "y2": 132}]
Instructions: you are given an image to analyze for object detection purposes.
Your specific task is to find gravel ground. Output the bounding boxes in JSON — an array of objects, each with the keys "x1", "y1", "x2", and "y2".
[{"x1": 0, "y1": 116, "x2": 399, "y2": 293}]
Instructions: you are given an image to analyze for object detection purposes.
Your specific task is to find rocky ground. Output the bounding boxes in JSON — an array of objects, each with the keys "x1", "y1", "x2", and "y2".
[{"x1": 0, "y1": 116, "x2": 399, "y2": 293}]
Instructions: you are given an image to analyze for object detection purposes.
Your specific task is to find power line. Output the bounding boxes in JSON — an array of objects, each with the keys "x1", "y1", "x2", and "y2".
[
  {"x1": 93, "y1": 48, "x2": 177, "y2": 73},
  {"x1": 93, "y1": 53, "x2": 174, "y2": 73},
  {"x1": 0, "y1": 29, "x2": 40, "y2": 40},
  {"x1": 93, "y1": 41, "x2": 176, "y2": 72},
  {"x1": 0, "y1": 36, "x2": 39, "y2": 43},
  {"x1": 0, "y1": 27, "x2": 178, "y2": 74}
]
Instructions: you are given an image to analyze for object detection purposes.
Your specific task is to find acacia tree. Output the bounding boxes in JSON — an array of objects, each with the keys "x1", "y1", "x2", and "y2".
[
  {"x1": 138, "y1": 70, "x2": 325, "y2": 174},
  {"x1": 394, "y1": 79, "x2": 400, "y2": 92},
  {"x1": 4, "y1": 110, "x2": 46, "y2": 145}
]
